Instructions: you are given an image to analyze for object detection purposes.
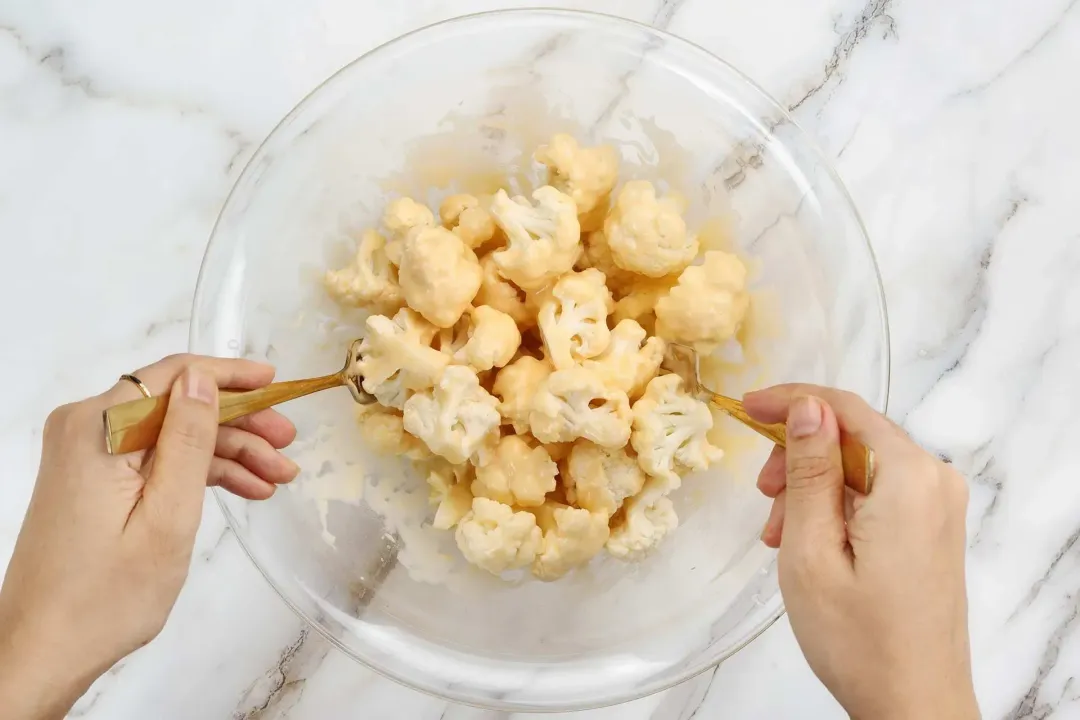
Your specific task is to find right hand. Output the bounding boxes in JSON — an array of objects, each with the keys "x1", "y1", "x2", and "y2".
[{"x1": 743, "y1": 385, "x2": 978, "y2": 720}]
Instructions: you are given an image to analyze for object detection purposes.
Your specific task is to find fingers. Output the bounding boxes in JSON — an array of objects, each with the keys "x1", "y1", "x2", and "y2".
[
  {"x1": 757, "y1": 445, "x2": 786, "y2": 498},
  {"x1": 762, "y1": 491, "x2": 785, "y2": 548},
  {"x1": 208, "y1": 458, "x2": 276, "y2": 500},
  {"x1": 100, "y1": 355, "x2": 275, "y2": 405},
  {"x1": 134, "y1": 367, "x2": 218, "y2": 541},
  {"x1": 214, "y1": 426, "x2": 299, "y2": 486},
  {"x1": 781, "y1": 396, "x2": 848, "y2": 555},
  {"x1": 227, "y1": 409, "x2": 297, "y2": 449},
  {"x1": 743, "y1": 384, "x2": 900, "y2": 449}
]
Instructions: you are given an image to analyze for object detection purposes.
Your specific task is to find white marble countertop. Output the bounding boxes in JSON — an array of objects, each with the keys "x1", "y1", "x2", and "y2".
[{"x1": 2, "y1": 0, "x2": 1079, "y2": 717}]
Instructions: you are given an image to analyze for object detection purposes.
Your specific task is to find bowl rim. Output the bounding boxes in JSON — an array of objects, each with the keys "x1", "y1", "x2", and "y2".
[{"x1": 193, "y1": 6, "x2": 891, "y2": 713}]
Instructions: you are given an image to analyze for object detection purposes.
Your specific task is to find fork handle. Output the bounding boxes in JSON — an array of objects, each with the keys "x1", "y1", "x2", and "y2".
[
  {"x1": 103, "y1": 374, "x2": 344, "y2": 455},
  {"x1": 707, "y1": 393, "x2": 876, "y2": 494}
]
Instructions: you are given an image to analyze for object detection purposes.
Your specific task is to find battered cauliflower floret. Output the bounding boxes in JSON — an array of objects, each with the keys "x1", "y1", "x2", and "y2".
[
  {"x1": 605, "y1": 489, "x2": 679, "y2": 560},
  {"x1": 530, "y1": 501, "x2": 610, "y2": 581},
  {"x1": 529, "y1": 367, "x2": 632, "y2": 448},
  {"x1": 537, "y1": 268, "x2": 615, "y2": 370},
  {"x1": 543, "y1": 441, "x2": 573, "y2": 462},
  {"x1": 655, "y1": 250, "x2": 750, "y2": 350},
  {"x1": 564, "y1": 441, "x2": 646, "y2": 517},
  {"x1": 474, "y1": 255, "x2": 533, "y2": 328},
  {"x1": 324, "y1": 230, "x2": 405, "y2": 313},
  {"x1": 431, "y1": 316, "x2": 469, "y2": 360},
  {"x1": 605, "y1": 181, "x2": 698, "y2": 278},
  {"x1": 353, "y1": 308, "x2": 448, "y2": 409},
  {"x1": 453, "y1": 305, "x2": 522, "y2": 372},
  {"x1": 631, "y1": 374, "x2": 724, "y2": 482},
  {"x1": 403, "y1": 366, "x2": 501, "y2": 464},
  {"x1": 490, "y1": 186, "x2": 581, "y2": 291},
  {"x1": 612, "y1": 277, "x2": 677, "y2": 336},
  {"x1": 357, "y1": 407, "x2": 429, "y2": 460},
  {"x1": 455, "y1": 497, "x2": 542, "y2": 575},
  {"x1": 582, "y1": 319, "x2": 665, "y2": 400},
  {"x1": 440, "y1": 194, "x2": 498, "y2": 250},
  {"x1": 397, "y1": 226, "x2": 483, "y2": 328},
  {"x1": 426, "y1": 460, "x2": 474, "y2": 530},
  {"x1": 471, "y1": 435, "x2": 557, "y2": 508},
  {"x1": 491, "y1": 355, "x2": 553, "y2": 434},
  {"x1": 383, "y1": 197, "x2": 436, "y2": 265},
  {"x1": 577, "y1": 231, "x2": 640, "y2": 296},
  {"x1": 534, "y1": 134, "x2": 619, "y2": 222}
]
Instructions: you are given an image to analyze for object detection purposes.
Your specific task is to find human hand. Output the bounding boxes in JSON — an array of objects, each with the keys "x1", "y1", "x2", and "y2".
[
  {"x1": 744, "y1": 385, "x2": 978, "y2": 720},
  {"x1": 0, "y1": 355, "x2": 298, "y2": 720}
]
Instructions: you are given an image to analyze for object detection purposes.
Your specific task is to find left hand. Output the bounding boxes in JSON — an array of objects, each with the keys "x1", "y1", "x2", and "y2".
[{"x1": 0, "y1": 355, "x2": 298, "y2": 720}]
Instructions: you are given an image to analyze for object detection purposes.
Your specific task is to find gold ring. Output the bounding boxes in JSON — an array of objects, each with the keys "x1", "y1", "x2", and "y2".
[{"x1": 119, "y1": 374, "x2": 152, "y2": 399}]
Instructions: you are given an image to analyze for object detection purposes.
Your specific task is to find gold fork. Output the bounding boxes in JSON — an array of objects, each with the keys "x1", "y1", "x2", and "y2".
[
  {"x1": 661, "y1": 344, "x2": 875, "y2": 494},
  {"x1": 103, "y1": 340, "x2": 376, "y2": 455}
]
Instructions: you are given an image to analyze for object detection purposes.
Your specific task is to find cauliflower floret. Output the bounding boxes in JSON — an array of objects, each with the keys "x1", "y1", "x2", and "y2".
[
  {"x1": 471, "y1": 435, "x2": 557, "y2": 508},
  {"x1": 631, "y1": 374, "x2": 724, "y2": 482},
  {"x1": 529, "y1": 367, "x2": 632, "y2": 448},
  {"x1": 426, "y1": 460, "x2": 475, "y2": 530},
  {"x1": 564, "y1": 441, "x2": 646, "y2": 517},
  {"x1": 397, "y1": 226, "x2": 483, "y2": 328},
  {"x1": 430, "y1": 315, "x2": 470, "y2": 360},
  {"x1": 605, "y1": 181, "x2": 697, "y2": 278},
  {"x1": 534, "y1": 134, "x2": 619, "y2": 225},
  {"x1": 324, "y1": 230, "x2": 405, "y2": 313},
  {"x1": 490, "y1": 186, "x2": 581, "y2": 291},
  {"x1": 612, "y1": 277, "x2": 677, "y2": 336},
  {"x1": 530, "y1": 501, "x2": 610, "y2": 580},
  {"x1": 537, "y1": 268, "x2": 615, "y2": 370},
  {"x1": 605, "y1": 490, "x2": 678, "y2": 560},
  {"x1": 577, "y1": 231, "x2": 639, "y2": 296},
  {"x1": 357, "y1": 407, "x2": 429, "y2": 460},
  {"x1": 582, "y1": 319, "x2": 665, "y2": 400},
  {"x1": 455, "y1": 497, "x2": 542, "y2": 575},
  {"x1": 491, "y1": 356, "x2": 552, "y2": 434},
  {"x1": 440, "y1": 194, "x2": 498, "y2": 250},
  {"x1": 474, "y1": 255, "x2": 533, "y2": 328},
  {"x1": 383, "y1": 197, "x2": 436, "y2": 265},
  {"x1": 353, "y1": 309, "x2": 448, "y2": 409},
  {"x1": 543, "y1": 441, "x2": 573, "y2": 462},
  {"x1": 403, "y1": 366, "x2": 501, "y2": 464},
  {"x1": 655, "y1": 250, "x2": 749, "y2": 350},
  {"x1": 453, "y1": 305, "x2": 522, "y2": 372}
]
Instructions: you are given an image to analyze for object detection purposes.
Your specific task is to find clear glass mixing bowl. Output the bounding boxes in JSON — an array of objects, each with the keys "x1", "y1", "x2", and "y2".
[{"x1": 191, "y1": 9, "x2": 889, "y2": 712}]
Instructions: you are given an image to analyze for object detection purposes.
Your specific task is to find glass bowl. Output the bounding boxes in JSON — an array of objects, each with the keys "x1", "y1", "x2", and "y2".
[{"x1": 191, "y1": 8, "x2": 889, "y2": 713}]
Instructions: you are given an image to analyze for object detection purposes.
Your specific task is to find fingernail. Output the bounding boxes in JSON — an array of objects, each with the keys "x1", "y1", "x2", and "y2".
[
  {"x1": 183, "y1": 366, "x2": 215, "y2": 405},
  {"x1": 788, "y1": 396, "x2": 822, "y2": 438}
]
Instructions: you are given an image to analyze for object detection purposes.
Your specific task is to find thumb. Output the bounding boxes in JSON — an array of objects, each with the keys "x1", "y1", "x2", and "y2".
[
  {"x1": 139, "y1": 366, "x2": 219, "y2": 540},
  {"x1": 782, "y1": 395, "x2": 847, "y2": 551}
]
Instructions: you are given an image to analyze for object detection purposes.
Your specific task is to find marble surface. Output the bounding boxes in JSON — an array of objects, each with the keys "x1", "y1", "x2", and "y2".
[{"x1": 1, "y1": 0, "x2": 1079, "y2": 717}]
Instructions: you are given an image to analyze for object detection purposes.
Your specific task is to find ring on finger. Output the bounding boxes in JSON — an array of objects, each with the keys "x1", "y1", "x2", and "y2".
[{"x1": 118, "y1": 374, "x2": 152, "y2": 399}]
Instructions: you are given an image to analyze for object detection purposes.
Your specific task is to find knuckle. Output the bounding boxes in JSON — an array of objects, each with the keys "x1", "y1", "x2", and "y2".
[
  {"x1": 833, "y1": 388, "x2": 863, "y2": 407},
  {"x1": 44, "y1": 404, "x2": 72, "y2": 432},
  {"x1": 236, "y1": 442, "x2": 260, "y2": 469},
  {"x1": 43, "y1": 403, "x2": 81, "y2": 440},
  {"x1": 787, "y1": 455, "x2": 838, "y2": 487},
  {"x1": 162, "y1": 353, "x2": 195, "y2": 369},
  {"x1": 171, "y1": 417, "x2": 213, "y2": 452}
]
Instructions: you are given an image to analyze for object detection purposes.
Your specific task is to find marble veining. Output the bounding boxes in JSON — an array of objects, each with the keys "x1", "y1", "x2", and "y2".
[{"x1": 1, "y1": 0, "x2": 1079, "y2": 717}]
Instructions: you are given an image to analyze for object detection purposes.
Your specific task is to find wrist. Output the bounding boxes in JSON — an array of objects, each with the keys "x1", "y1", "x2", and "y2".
[
  {"x1": 858, "y1": 687, "x2": 980, "y2": 720},
  {"x1": 0, "y1": 597, "x2": 101, "y2": 720}
]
